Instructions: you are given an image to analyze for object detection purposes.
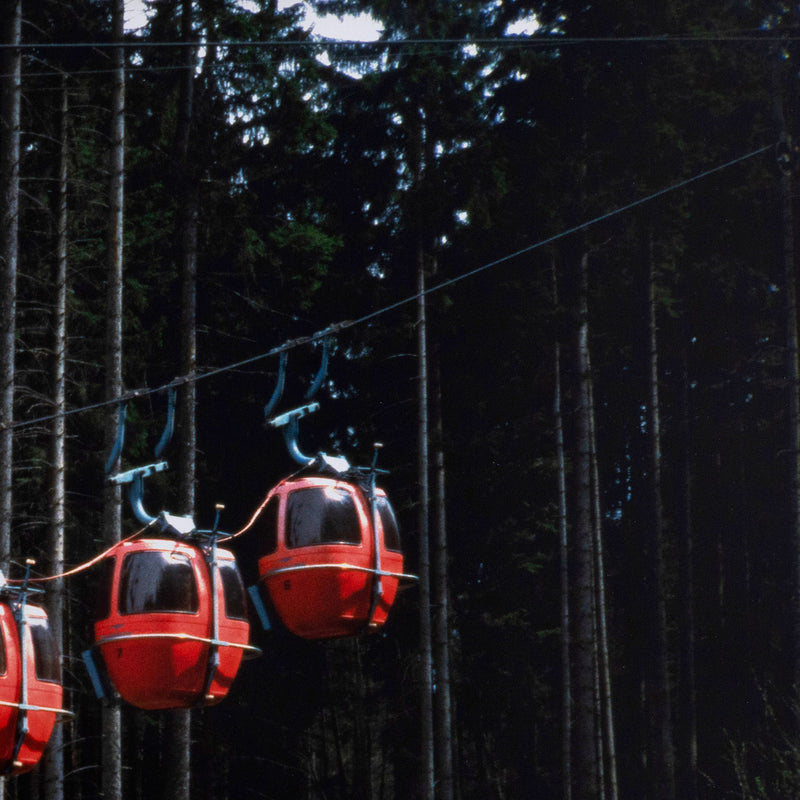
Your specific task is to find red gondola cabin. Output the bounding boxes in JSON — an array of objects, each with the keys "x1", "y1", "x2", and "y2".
[
  {"x1": 252, "y1": 476, "x2": 405, "y2": 639},
  {"x1": 0, "y1": 601, "x2": 62, "y2": 775},
  {"x1": 93, "y1": 538, "x2": 252, "y2": 710}
]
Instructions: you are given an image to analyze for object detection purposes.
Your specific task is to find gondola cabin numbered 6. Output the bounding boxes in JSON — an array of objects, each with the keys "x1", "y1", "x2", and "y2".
[
  {"x1": 0, "y1": 579, "x2": 64, "y2": 775},
  {"x1": 93, "y1": 538, "x2": 252, "y2": 710},
  {"x1": 253, "y1": 476, "x2": 405, "y2": 639}
]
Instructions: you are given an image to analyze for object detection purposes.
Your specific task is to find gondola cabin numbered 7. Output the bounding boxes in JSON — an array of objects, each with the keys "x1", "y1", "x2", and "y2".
[
  {"x1": 93, "y1": 538, "x2": 252, "y2": 710},
  {"x1": 253, "y1": 476, "x2": 405, "y2": 639}
]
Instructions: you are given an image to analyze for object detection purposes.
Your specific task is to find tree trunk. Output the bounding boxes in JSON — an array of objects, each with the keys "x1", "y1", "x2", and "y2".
[
  {"x1": 573, "y1": 251, "x2": 600, "y2": 800},
  {"x1": 553, "y1": 258, "x2": 572, "y2": 800},
  {"x1": 43, "y1": 74, "x2": 68, "y2": 800},
  {"x1": 643, "y1": 237, "x2": 675, "y2": 800},
  {"x1": 588, "y1": 355, "x2": 618, "y2": 800},
  {"x1": 431, "y1": 319, "x2": 453, "y2": 800},
  {"x1": 775, "y1": 82, "x2": 800, "y2": 700},
  {"x1": 0, "y1": 7, "x2": 20, "y2": 798},
  {"x1": 0, "y1": 0, "x2": 20, "y2": 577},
  {"x1": 417, "y1": 245, "x2": 435, "y2": 800},
  {"x1": 102, "y1": 1, "x2": 125, "y2": 796},
  {"x1": 675, "y1": 330, "x2": 698, "y2": 800},
  {"x1": 352, "y1": 640, "x2": 374, "y2": 800},
  {"x1": 163, "y1": 2, "x2": 197, "y2": 795},
  {"x1": 176, "y1": 0, "x2": 198, "y2": 517}
]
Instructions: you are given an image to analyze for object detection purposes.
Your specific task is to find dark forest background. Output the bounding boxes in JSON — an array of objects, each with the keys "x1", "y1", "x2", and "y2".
[{"x1": 3, "y1": 0, "x2": 800, "y2": 798}]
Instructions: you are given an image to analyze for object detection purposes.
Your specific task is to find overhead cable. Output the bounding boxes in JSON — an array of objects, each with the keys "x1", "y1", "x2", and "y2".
[
  {"x1": 0, "y1": 141, "x2": 772, "y2": 434},
  {"x1": 0, "y1": 32, "x2": 795, "y2": 51}
]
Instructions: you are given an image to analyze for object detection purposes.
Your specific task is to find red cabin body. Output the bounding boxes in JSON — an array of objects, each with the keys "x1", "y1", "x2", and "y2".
[
  {"x1": 254, "y1": 477, "x2": 404, "y2": 639},
  {"x1": 0, "y1": 603, "x2": 62, "y2": 775},
  {"x1": 94, "y1": 539, "x2": 250, "y2": 710}
]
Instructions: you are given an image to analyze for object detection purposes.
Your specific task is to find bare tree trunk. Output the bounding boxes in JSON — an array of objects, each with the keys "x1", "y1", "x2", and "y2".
[
  {"x1": 573, "y1": 252, "x2": 599, "y2": 800},
  {"x1": 643, "y1": 238, "x2": 675, "y2": 800},
  {"x1": 592, "y1": 580, "x2": 605, "y2": 800},
  {"x1": 553, "y1": 259, "x2": 572, "y2": 800},
  {"x1": 675, "y1": 330, "x2": 698, "y2": 800},
  {"x1": 176, "y1": 0, "x2": 197, "y2": 517},
  {"x1": 102, "y1": 1, "x2": 125, "y2": 796},
  {"x1": 0, "y1": 0, "x2": 20, "y2": 578},
  {"x1": 588, "y1": 357, "x2": 618, "y2": 800},
  {"x1": 431, "y1": 318, "x2": 453, "y2": 800},
  {"x1": 0, "y1": 8, "x2": 20, "y2": 797},
  {"x1": 774, "y1": 62, "x2": 800, "y2": 698},
  {"x1": 417, "y1": 246, "x2": 435, "y2": 800},
  {"x1": 352, "y1": 640, "x2": 374, "y2": 800},
  {"x1": 43, "y1": 74, "x2": 68, "y2": 800},
  {"x1": 163, "y1": 3, "x2": 197, "y2": 794}
]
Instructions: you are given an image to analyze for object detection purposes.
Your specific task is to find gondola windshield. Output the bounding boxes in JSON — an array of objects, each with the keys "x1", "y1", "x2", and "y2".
[
  {"x1": 287, "y1": 486, "x2": 361, "y2": 548},
  {"x1": 119, "y1": 550, "x2": 199, "y2": 615}
]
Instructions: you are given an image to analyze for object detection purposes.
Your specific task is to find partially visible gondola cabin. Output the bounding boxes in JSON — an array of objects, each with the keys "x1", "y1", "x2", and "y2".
[{"x1": 0, "y1": 599, "x2": 62, "y2": 775}]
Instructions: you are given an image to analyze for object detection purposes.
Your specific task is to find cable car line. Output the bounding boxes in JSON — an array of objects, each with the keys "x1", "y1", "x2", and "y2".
[
  {"x1": 345, "y1": 141, "x2": 774, "y2": 332},
  {"x1": 0, "y1": 140, "x2": 772, "y2": 443},
  {"x1": 2, "y1": 33, "x2": 795, "y2": 51},
  {"x1": 7, "y1": 33, "x2": 792, "y2": 84},
  {"x1": 5, "y1": 524, "x2": 152, "y2": 584}
]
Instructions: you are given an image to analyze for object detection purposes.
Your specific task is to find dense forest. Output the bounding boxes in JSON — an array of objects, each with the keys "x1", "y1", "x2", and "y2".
[{"x1": 1, "y1": 0, "x2": 800, "y2": 798}]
